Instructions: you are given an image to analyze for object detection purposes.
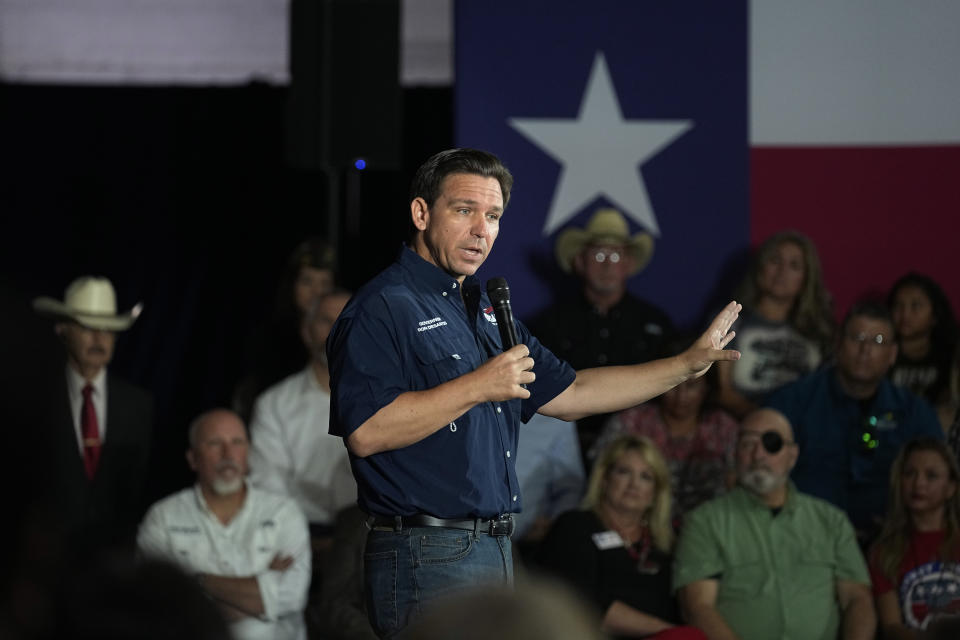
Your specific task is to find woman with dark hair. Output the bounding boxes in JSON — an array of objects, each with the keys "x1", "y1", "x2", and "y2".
[
  {"x1": 233, "y1": 237, "x2": 337, "y2": 421},
  {"x1": 888, "y1": 272, "x2": 958, "y2": 426},
  {"x1": 868, "y1": 438, "x2": 960, "y2": 638},
  {"x1": 715, "y1": 230, "x2": 834, "y2": 418},
  {"x1": 536, "y1": 436, "x2": 705, "y2": 639},
  {"x1": 591, "y1": 336, "x2": 738, "y2": 520}
]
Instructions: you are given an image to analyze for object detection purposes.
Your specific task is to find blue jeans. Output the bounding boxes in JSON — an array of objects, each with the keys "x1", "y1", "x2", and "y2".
[{"x1": 364, "y1": 526, "x2": 514, "y2": 638}]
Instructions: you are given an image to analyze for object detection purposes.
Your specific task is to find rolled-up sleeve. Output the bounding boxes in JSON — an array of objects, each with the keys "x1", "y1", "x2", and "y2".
[{"x1": 328, "y1": 293, "x2": 406, "y2": 439}]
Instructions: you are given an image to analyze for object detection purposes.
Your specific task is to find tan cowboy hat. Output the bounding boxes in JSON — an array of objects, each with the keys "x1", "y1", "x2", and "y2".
[
  {"x1": 554, "y1": 208, "x2": 654, "y2": 275},
  {"x1": 33, "y1": 276, "x2": 142, "y2": 331}
]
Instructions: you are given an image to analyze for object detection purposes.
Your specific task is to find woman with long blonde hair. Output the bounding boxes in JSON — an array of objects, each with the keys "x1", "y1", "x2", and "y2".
[
  {"x1": 868, "y1": 438, "x2": 960, "y2": 637},
  {"x1": 716, "y1": 230, "x2": 834, "y2": 418},
  {"x1": 535, "y1": 436, "x2": 704, "y2": 639}
]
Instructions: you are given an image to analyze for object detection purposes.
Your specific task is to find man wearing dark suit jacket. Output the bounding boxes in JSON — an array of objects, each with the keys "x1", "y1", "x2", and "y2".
[{"x1": 34, "y1": 276, "x2": 154, "y2": 551}]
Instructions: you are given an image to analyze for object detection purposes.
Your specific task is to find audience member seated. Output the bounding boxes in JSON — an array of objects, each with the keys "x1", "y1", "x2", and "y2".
[
  {"x1": 247, "y1": 291, "x2": 356, "y2": 562},
  {"x1": 310, "y1": 505, "x2": 377, "y2": 640},
  {"x1": 536, "y1": 435, "x2": 706, "y2": 639},
  {"x1": 675, "y1": 408, "x2": 876, "y2": 640},
  {"x1": 716, "y1": 230, "x2": 834, "y2": 418},
  {"x1": 767, "y1": 300, "x2": 943, "y2": 543},
  {"x1": 234, "y1": 237, "x2": 338, "y2": 422},
  {"x1": 138, "y1": 409, "x2": 311, "y2": 640},
  {"x1": 591, "y1": 336, "x2": 738, "y2": 522},
  {"x1": 869, "y1": 438, "x2": 960, "y2": 637},
  {"x1": 32, "y1": 276, "x2": 154, "y2": 552},
  {"x1": 512, "y1": 413, "x2": 585, "y2": 554},
  {"x1": 888, "y1": 272, "x2": 959, "y2": 428},
  {"x1": 531, "y1": 208, "x2": 674, "y2": 458}
]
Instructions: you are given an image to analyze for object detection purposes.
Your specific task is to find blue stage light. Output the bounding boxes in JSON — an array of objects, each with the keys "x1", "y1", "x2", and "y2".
[{"x1": 354, "y1": 158, "x2": 367, "y2": 170}]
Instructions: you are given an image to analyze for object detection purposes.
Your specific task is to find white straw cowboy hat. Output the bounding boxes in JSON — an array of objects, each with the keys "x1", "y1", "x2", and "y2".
[
  {"x1": 554, "y1": 208, "x2": 655, "y2": 276},
  {"x1": 33, "y1": 276, "x2": 142, "y2": 331}
]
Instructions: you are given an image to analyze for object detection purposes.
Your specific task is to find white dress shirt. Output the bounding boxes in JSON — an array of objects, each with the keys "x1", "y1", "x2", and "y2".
[
  {"x1": 137, "y1": 483, "x2": 311, "y2": 640},
  {"x1": 65, "y1": 365, "x2": 107, "y2": 452},
  {"x1": 248, "y1": 367, "x2": 356, "y2": 525}
]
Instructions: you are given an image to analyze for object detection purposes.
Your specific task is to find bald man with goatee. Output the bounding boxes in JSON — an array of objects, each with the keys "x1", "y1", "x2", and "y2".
[
  {"x1": 138, "y1": 409, "x2": 311, "y2": 640},
  {"x1": 673, "y1": 409, "x2": 876, "y2": 640}
]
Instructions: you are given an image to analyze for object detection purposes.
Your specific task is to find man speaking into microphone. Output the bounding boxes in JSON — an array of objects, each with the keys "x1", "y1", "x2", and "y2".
[{"x1": 327, "y1": 148, "x2": 741, "y2": 639}]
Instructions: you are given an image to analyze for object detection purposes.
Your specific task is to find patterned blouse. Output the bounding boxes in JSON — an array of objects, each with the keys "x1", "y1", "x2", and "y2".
[{"x1": 594, "y1": 403, "x2": 739, "y2": 520}]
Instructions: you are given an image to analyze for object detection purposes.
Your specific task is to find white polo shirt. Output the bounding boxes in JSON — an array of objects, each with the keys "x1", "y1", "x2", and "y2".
[{"x1": 137, "y1": 483, "x2": 311, "y2": 640}]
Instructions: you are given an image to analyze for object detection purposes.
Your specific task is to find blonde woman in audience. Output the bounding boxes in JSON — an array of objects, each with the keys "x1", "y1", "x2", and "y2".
[
  {"x1": 716, "y1": 230, "x2": 834, "y2": 418},
  {"x1": 536, "y1": 436, "x2": 705, "y2": 639},
  {"x1": 868, "y1": 438, "x2": 960, "y2": 638},
  {"x1": 592, "y1": 337, "x2": 739, "y2": 523}
]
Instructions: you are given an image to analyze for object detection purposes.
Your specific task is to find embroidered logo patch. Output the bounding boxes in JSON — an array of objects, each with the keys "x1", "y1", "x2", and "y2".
[
  {"x1": 417, "y1": 316, "x2": 448, "y2": 332},
  {"x1": 483, "y1": 306, "x2": 498, "y2": 325}
]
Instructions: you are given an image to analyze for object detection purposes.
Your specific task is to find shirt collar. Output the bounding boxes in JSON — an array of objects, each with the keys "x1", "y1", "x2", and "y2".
[
  {"x1": 66, "y1": 363, "x2": 106, "y2": 396},
  {"x1": 192, "y1": 481, "x2": 250, "y2": 524},
  {"x1": 828, "y1": 365, "x2": 898, "y2": 412},
  {"x1": 734, "y1": 481, "x2": 801, "y2": 515},
  {"x1": 397, "y1": 244, "x2": 481, "y2": 299}
]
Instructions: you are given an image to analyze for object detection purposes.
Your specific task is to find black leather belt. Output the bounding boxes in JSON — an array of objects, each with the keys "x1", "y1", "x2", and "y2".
[{"x1": 368, "y1": 514, "x2": 514, "y2": 537}]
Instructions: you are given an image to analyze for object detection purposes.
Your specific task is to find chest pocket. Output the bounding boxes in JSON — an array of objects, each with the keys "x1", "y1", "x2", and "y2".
[{"x1": 412, "y1": 334, "x2": 476, "y2": 389}]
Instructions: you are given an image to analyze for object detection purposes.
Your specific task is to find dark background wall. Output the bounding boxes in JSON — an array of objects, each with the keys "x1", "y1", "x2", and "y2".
[{"x1": 0, "y1": 82, "x2": 452, "y2": 498}]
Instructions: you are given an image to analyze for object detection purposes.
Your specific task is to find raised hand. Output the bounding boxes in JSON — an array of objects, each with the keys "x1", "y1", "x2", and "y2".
[{"x1": 681, "y1": 301, "x2": 742, "y2": 378}]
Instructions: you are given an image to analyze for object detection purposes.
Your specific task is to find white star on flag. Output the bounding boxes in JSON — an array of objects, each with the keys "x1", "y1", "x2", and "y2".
[{"x1": 509, "y1": 52, "x2": 694, "y2": 236}]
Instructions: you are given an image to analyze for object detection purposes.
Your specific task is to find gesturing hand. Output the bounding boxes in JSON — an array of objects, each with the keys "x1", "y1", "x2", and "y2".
[
  {"x1": 682, "y1": 300, "x2": 742, "y2": 378},
  {"x1": 475, "y1": 344, "x2": 535, "y2": 402}
]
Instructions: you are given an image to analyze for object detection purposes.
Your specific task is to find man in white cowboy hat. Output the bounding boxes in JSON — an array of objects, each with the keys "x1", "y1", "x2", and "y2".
[
  {"x1": 33, "y1": 275, "x2": 154, "y2": 550},
  {"x1": 531, "y1": 208, "x2": 675, "y2": 456}
]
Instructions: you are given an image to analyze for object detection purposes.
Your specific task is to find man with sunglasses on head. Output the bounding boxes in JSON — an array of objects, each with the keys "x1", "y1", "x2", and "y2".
[
  {"x1": 675, "y1": 408, "x2": 876, "y2": 640},
  {"x1": 765, "y1": 300, "x2": 942, "y2": 545}
]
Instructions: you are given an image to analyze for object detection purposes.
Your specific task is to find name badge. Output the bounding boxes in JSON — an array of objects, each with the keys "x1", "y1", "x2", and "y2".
[{"x1": 591, "y1": 530, "x2": 625, "y2": 550}]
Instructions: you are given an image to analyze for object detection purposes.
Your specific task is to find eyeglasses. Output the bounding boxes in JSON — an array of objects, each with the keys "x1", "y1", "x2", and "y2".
[
  {"x1": 591, "y1": 250, "x2": 621, "y2": 264},
  {"x1": 845, "y1": 332, "x2": 893, "y2": 348}
]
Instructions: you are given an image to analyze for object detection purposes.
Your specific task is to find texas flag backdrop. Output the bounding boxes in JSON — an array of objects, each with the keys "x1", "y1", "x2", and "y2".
[{"x1": 455, "y1": 0, "x2": 960, "y2": 329}]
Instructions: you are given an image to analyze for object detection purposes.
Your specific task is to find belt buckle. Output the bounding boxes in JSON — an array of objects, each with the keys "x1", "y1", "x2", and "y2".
[{"x1": 488, "y1": 515, "x2": 514, "y2": 537}]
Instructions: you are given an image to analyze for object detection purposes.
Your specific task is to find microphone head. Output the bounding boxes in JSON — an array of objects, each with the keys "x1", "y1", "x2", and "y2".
[{"x1": 486, "y1": 277, "x2": 510, "y2": 305}]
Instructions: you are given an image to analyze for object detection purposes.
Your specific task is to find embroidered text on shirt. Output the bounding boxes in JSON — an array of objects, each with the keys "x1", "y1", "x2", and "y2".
[{"x1": 417, "y1": 317, "x2": 448, "y2": 332}]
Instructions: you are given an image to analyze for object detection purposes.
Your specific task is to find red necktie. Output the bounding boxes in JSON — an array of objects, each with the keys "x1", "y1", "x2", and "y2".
[{"x1": 81, "y1": 384, "x2": 101, "y2": 479}]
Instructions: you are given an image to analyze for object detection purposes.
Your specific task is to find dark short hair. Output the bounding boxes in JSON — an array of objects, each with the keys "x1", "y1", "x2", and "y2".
[
  {"x1": 409, "y1": 148, "x2": 514, "y2": 210},
  {"x1": 841, "y1": 299, "x2": 896, "y2": 338}
]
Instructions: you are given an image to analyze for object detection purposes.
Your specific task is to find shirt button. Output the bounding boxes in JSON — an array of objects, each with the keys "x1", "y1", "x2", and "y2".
[
  {"x1": 451, "y1": 282, "x2": 457, "y2": 289},
  {"x1": 496, "y1": 406, "x2": 502, "y2": 413},
  {"x1": 597, "y1": 353, "x2": 608, "y2": 364},
  {"x1": 442, "y1": 291, "x2": 448, "y2": 297},
  {"x1": 512, "y1": 495, "x2": 517, "y2": 502},
  {"x1": 506, "y1": 451, "x2": 511, "y2": 458}
]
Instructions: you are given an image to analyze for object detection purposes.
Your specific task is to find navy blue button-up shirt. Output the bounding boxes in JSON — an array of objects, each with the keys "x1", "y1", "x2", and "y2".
[
  {"x1": 766, "y1": 366, "x2": 942, "y2": 531},
  {"x1": 328, "y1": 247, "x2": 576, "y2": 519}
]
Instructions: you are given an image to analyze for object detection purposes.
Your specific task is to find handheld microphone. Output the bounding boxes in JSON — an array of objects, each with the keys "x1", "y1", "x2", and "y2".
[{"x1": 486, "y1": 277, "x2": 520, "y2": 351}]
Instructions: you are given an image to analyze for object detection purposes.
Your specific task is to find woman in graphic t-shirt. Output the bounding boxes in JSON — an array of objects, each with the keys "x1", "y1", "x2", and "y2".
[
  {"x1": 715, "y1": 230, "x2": 834, "y2": 418},
  {"x1": 869, "y1": 438, "x2": 960, "y2": 638}
]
